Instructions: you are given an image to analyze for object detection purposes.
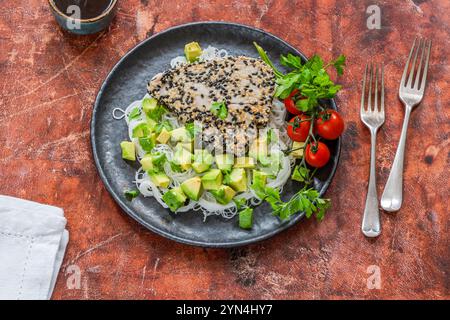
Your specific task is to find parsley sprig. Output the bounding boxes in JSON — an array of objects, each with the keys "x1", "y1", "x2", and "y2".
[
  {"x1": 252, "y1": 43, "x2": 345, "y2": 221},
  {"x1": 254, "y1": 42, "x2": 345, "y2": 112},
  {"x1": 253, "y1": 185, "x2": 330, "y2": 221}
]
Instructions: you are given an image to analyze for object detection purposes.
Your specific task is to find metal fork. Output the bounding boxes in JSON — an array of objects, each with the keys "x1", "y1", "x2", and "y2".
[
  {"x1": 360, "y1": 63, "x2": 385, "y2": 238},
  {"x1": 381, "y1": 38, "x2": 432, "y2": 212}
]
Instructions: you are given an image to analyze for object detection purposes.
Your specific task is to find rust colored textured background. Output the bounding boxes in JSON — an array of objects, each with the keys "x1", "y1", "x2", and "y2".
[{"x1": 0, "y1": 0, "x2": 448, "y2": 299}]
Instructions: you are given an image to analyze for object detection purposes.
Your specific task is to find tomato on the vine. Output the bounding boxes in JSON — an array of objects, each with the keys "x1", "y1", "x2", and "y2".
[
  {"x1": 283, "y1": 89, "x2": 302, "y2": 115},
  {"x1": 287, "y1": 115, "x2": 311, "y2": 142},
  {"x1": 305, "y1": 142, "x2": 330, "y2": 168},
  {"x1": 315, "y1": 109, "x2": 344, "y2": 140}
]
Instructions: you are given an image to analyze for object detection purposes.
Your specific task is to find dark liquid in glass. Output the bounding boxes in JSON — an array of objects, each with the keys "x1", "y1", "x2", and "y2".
[{"x1": 54, "y1": 0, "x2": 114, "y2": 19}]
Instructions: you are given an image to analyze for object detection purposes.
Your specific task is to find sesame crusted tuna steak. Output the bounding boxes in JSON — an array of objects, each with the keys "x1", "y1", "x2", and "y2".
[{"x1": 147, "y1": 56, "x2": 276, "y2": 151}]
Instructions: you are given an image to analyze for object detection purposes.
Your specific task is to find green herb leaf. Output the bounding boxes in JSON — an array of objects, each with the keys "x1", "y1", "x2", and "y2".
[
  {"x1": 291, "y1": 165, "x2": 310, "y2": 183},
  {"x1": 280, "y1": 53, "x2": 303, "y2": 69},
  {"x1": 330, "y1": 54, "x2": 346, "y2": 76},
  {"x1": 250, "y1": 175, "x2": 265, "y2": 198},
  {"x1": 210, "y1": 101, "x2": 228, "y2": 120},
  {"x1": 252, "y1": 184, "x2": 331, "y2": 221},
  {"x1": 185, "y1": 122, "x2": 201, "y2": 138},
  {"x1": 210, "y1": 188, "x2": 225, "y2": 201},
  {"x1": 222, "y1": 170, "x2": 232, "y2": 185},
  {"x1": 266, "y1": 128, "x2": 276, "y2": 144},
  {"x1": 151, "y1": 152, "x2": 166, "y2": 169},
  {"x1": 155, "y1": 120, "x2": 173, "y2": 134},
  {"x1": 169, "y1": 161, "x2": 183, "y2": 173},
  {"x1": 139, "y1": 137, "x2": 155, "y2": 152},
  {"x1": 253, "y1": 42, "x2": 283, "y2": 77},
  {"x1": 128, "y1": 107, "x2": 141, "y2": 121},
  {"x1": 233, "y1": 198, "x2": 247, "y2": 210},
  {"x1": 132, "y1": 123, "x2": 150, "y2": 138},
  {"x1": 254, "y1": 45, "x2": 345, "y2": 109},
  {"x1": 124, "y1": 189, "x2": 140, "y2": 201},
  {"x1": 295, "y1": 98, "x2": 310, "y2": 112},
  {"x1": 147, "y1": 105, "x2": 167, "y2": 122}
]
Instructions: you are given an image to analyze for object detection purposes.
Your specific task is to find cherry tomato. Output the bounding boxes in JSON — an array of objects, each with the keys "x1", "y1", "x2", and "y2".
[
  {"x1": 284, "y1": 98, "x2": 301, "y2": 115},
  {"x1": 315, "y1": 110, "x2": 345, "y2": 140},
  {"x1": 287, "y1": 115, "x2": 311, "y2": 142},
  {"x1": 283, "y1": 89, "x2": 302, "y2": 115},
  {"x1": 305, "y1": 142, "x2": 330, "y2": 168}
]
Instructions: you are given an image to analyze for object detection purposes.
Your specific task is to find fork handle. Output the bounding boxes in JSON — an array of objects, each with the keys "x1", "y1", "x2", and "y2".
[
  {"x1": 381, "y1": 105, "x2": 412, "y2": 212},
  {"x1": 362, "y1": 129, "x2": 381, "y2": 237}
]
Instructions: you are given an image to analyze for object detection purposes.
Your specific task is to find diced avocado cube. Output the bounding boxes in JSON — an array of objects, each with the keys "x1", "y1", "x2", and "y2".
[
  {"x1": 140, "y1": 155, "x2": 154, "y2": 171},
  {"x1": 179, "y1": 163, "x2": 192, "y2": 171},
  {"x1": 215, "y1": 154, "x2": 234, "y2": 171},
  {"x1": 132, "y1": 123, "x2": 150, "y2": 138},
  {"x1": 149, "y1": 172, "x2": 170, "y2": 188},
  {"x1": 192, "y1": 163, "x2": 209, "y2": 173},
  {"x1": 178, "y1": 141, "x2": 193, "y2": 153},
  {"x1": 172, "y1": 186, "x2": 187, "y2": 202},
  {"x1": 258, "y1": 155, "x2": 271, "y2": 167},
  {"x1": 142, "y1": 97, "x2": 158, "y2": 115},
  {"x1": 180, "y1": 176, "x2": 203, "y2": 201},
  {"x1": 259, "y1": 151, "x2": 283, "y2": 177},
  {"x1": 162, "y1": 186, "x2": 187, "y2": 212},
  {"x1": 201, "y1": 169, "x2": 223, "y2": 190},
  {"x1": 228, "y1": 168, "x2": 247, "y2": 192},
  {"x1": 194, "y1": 149, "x2": 213, "y2": 164},
  {"x1": 269, "y1": 152, "x2": 282, "y2": 175},
  {"x1": 252, "y1": 170, "x2": 268, "y2": 187},
  {"x1": 210, "y1": 185, "x2": 236, "y2": 205},
  {"x1": 173, "y1": 145, "x2": 193, "y2": 171},
  {"x1": 184, "y1": 42, "x2": 202, "y2": 63},
  {"x1": 239, "y1": 208, "x2": 253, "y2": 229},
  {"x1": 234, "y1": 157, "x2": 256, "y2": 169},
  {"x1": 147, "y1": 118, "x2": 158, "y2": 132},
  {"x1": 170, "y1": 127, "x2": 192, "y2": 143},
  {"x1": 192, "y1": 149, "x2": 213, "y2": 173},
  {"x1": 157, "y1": 128, "x2": 171, "y2": 144},
  {"x1": 248, "y1": 138, "x2": 268, "y2": 160},
  {"x1": 120, "y1": 141, "x2": 136, "y2": 161},
  {"x1": 291, "y1": 141, "x2": 305, "y2": 158}
]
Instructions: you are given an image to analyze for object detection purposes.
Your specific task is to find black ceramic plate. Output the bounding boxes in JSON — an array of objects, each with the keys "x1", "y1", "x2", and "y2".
[{"x1": 91, "y1": 22, "x2": 340, "y2": 247}]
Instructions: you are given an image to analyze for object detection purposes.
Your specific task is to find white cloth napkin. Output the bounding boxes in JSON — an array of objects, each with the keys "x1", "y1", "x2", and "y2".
[{"x1": 0, "y1": 195, "x2": 69, "y2": 300}]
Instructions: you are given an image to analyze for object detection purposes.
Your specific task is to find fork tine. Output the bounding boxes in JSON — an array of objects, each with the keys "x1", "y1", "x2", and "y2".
[
  {"x1": 419, "y1": 39, "x2": 432, "y2": 93},
  {"x1": 368, "y1": 63, "x2": 373, "y2": 111},
  {"x1": 374, "y1": 63, "x2": 379, "y2": 112},
  {"x1": 406, "y1": 38, "x2": 422, "y2": 88},
  {"x1": 380, "y1": 64, "x2": 385, "y2": 115},
  {"x1": 413, "y1": 39, "x2": 426, "y2": 90},
  {"x1": 361, "y1": 63, "x2": 368, "y2": 113},
  {"x1": 400, "y1": 37, "x2": 417, "y2": 87}
]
